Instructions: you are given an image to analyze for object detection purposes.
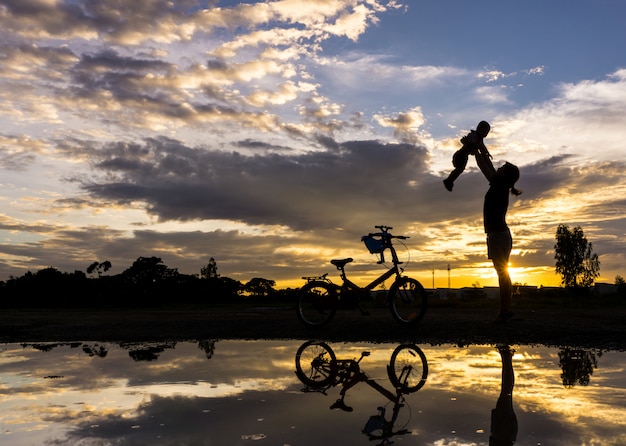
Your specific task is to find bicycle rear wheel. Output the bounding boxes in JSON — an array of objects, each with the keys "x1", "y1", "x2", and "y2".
[
  {"x1": 296, "y1": 281, "x2": 337, "y2": 326},
  {"x1": 388, "y1": 277, "x2": 427, "y2": 324},
  {"x1": 387, "y1": 344, "x2": 428, "y2": 393},
  {"x1": 295, "y1": 340, "x2": 337, "y2": 388}
]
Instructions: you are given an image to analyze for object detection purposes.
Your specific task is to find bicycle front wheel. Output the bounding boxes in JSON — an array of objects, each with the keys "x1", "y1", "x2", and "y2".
[
  {"x1": 388, "y1": 277, "x2": 427, "y2": 324},
  {"x1": 388, "y1": 344, "x2": 428, "y2": 393},
  {"x1": 295, "y1": 340, "x2": 337, "y2": 388},
  {"x1": 296, "y1": 281, "x2": 337, "y2": 326}
]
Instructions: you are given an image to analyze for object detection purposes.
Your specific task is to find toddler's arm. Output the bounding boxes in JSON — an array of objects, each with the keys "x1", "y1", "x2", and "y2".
[{"x1": 477, "y1": 144, "x2": 493, "y2": 159}]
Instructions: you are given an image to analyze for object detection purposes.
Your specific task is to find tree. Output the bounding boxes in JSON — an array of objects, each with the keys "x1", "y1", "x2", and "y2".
[
  {"x1": 87, "y1": 261, "x2": 112, "y2": 278},
  {"x1": 554, "y1": 224, "x2": 600, "y2": 288},
  {"x1": 616, "y1": 275, "x2": 626, "y2": 295},
  {"x1": 200, "y1": 258, "x2": 219, "y2": 279},
  {"x1": 121, "y1": 256, "x2": 179, "y2": 286},
  {"x1": 243, "y1": 277, "x2": 276, "y2": 298}
]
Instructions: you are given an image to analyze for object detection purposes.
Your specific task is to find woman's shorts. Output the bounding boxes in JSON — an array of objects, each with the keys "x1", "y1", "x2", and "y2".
[{"x1": 487, "y1": 230, "x2": 512, "y2": 263}]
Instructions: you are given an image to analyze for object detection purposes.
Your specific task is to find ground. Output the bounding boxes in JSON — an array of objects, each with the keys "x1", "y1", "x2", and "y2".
[{"x1": 1, "y1": 301, "x2": 624, "y2": 350}]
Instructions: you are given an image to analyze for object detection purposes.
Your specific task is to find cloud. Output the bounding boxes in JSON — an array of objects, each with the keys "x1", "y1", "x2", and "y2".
[
  {"x1": 7, "y1": 342, "x2": 625, "y2": 446},
  {"x1": 77, "y1": 136, "x2": 431, "y2": 231},
  {"x1": 0, "y1": 1, "x2": 400, "y2": 142},
  {"x1": 0, "y1": 134, "x2": 45, "y2": 169},
  {"x1": 373, "y1": 106, "x2": 426, "y2": 141},
  {"x1": 491, "y1": 69, "x2": 626, "y2": 164},
  {"x1": 0, "y1": 1, "x2": 625, "y2": 287}
]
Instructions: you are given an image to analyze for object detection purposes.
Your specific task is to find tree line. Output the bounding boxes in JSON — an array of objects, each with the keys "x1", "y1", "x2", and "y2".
[
  {"x1": 0, "y1": 224, "x2": 622, "y2": 308},
  {"x1": 0, "y1": 256, "x2": 293, "y2": 308}
]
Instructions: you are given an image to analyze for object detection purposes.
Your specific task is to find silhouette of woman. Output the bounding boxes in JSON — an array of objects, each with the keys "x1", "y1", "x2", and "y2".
[{"x1": 474, "y1": 147, "x2": 522, "y2": 322}]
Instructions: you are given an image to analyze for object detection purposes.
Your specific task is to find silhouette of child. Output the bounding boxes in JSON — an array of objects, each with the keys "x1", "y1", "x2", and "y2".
[{"x1": 444, "y1": 120, "x2": 492, "y2": 191}]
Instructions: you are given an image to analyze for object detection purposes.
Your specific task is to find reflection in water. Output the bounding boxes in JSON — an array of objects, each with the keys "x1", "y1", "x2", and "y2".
[
  {"x1": 25, "y1": 340, "x2": 218, "y2": 361},
  {"x1": 558, "y1": 347, "x2": 601, "y2": 387},
  {"x1": 294, "y1": 341, "x2": 427, "y2": 444},
  {"x1": 1, "y1": 341, "x2": 626, "y2": 445},
  {"x1": 490, "y1": 345, "x2": 517, "y2": 446}
]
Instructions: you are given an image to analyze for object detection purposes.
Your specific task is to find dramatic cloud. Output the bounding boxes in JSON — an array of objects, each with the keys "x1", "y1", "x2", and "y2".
[{"x1": 77, "y1": 137, "x2": 429, "y2": 230}]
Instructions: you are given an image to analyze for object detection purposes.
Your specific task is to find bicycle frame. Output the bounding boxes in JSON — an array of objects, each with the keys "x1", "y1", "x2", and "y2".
[
  {"x1": 338, "y1": 261, "x2": 401, "y2": 293},
  {"x1": 327, "y1": 350, "x2": 409, "y2": 399},
  {"x1": 361, "y1": 372, "x2": 404, "y2": 404},
  {"x1": 295, "y1": 341, "x2": 426, "y2": 445},
  {"x1": 296, "y1": 225, "x2": 428, "y2": 326}
]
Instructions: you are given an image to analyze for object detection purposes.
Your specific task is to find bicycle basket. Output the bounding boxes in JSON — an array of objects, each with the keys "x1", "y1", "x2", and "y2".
[{"x1": 362, "y1": 235, "x2": 384, "y2": 254}]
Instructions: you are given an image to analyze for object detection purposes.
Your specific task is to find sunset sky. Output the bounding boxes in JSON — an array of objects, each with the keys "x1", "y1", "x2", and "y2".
[{"x1": 1, "y1": 0, "x2": 625, "y2": 289}]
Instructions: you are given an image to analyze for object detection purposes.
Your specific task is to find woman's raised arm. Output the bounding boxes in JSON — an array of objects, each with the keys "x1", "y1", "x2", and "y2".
[{"x1": 475, "y1": 149, "x2": 496, "y2": 181}]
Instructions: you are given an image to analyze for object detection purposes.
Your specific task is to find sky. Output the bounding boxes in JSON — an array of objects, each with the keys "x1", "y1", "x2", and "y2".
[{"x1": 1, "y1": 0, "x2": 626, "y2": 289}]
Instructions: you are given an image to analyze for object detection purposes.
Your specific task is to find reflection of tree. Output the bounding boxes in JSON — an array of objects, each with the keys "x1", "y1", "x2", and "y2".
[
  {"x1": 558, "y1": 348, "x2": 601, "y2": 387},
  {"x1": 23, "y1": 340, "x2": 218, "y2": 362},
  {"x1": 197, "y1": 340, "x2": 217, "y2": 359},
  {"x1": 82, "y1": 343, "x2": 108, "y2": 357},
  {"x1": 26, "y1": 342, "x2": 82, "y2": 352},
  {"x1": 24, "y1": 342, "x2": 109, "y2": 357},
  {"x1": 122, "y1": 342, "x2": 177, "y2": 362}
]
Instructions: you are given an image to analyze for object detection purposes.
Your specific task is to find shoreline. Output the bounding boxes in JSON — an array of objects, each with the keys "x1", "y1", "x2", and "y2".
[{"x1": 1, "y1": 304, "x2": 624, "y2": 350}]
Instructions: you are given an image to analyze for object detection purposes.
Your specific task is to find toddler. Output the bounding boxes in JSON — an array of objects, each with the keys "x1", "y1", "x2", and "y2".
[{"x1": 443, "y1": 120, "x2": 492, "y2": 191}]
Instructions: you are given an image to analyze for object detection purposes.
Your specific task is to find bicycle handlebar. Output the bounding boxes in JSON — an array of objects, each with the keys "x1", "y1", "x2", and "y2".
[
  {"x1": 369, "y1": 225, "x2": 409, "y2": 240},
  {"x1": 368, "y1": 232, "x2": 409, "y2": 240}
]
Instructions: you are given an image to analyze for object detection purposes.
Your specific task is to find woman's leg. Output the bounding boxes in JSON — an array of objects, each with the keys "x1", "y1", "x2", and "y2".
[
  {"x1": 487, "y1": 230, "x2": 513, "y2": 316},
  {"x1": 493, "y1": 258, "x2": 512, "y2": 314}
]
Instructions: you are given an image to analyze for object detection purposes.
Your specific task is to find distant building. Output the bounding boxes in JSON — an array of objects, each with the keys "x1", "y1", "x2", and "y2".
[
  {"x1": 425, "y1": 282, "x2": 617, "y2": 299},
  {"x1": 594, "y1": 283, "x2": 618, "y2": 295}
]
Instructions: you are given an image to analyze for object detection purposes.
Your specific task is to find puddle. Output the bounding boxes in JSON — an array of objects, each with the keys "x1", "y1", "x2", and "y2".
[{"x1": 0, "y1": 340, "x2": 624, "y2": 445}]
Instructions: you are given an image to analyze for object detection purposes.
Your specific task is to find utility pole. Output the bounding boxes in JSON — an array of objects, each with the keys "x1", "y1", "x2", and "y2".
[
  {"x1": 447, "y1": 264, "x2": 451, "y2": 289},
  {"x1": 432, "y1": 269, "x2": 435, "y2": 290}
]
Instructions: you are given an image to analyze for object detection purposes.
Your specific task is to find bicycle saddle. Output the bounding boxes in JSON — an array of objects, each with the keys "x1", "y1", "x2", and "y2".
[
  {"x1": 330, "y1": 398, "x2": 354, "y2": 412},
  {"x1": 330, "y1": 258, "x2": 353, "y2": 268}
]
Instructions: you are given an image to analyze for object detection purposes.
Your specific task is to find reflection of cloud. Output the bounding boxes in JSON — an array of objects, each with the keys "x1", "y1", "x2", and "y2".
[
  {"x1": 429, "y1": 345, "x2": 626, "y2": 445},
  {"x1": 1, "y1": 342, "x2": 626, "y2": 445}
]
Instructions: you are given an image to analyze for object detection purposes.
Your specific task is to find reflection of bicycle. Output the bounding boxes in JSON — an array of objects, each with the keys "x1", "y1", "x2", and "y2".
[
  {"x1": 294, "y1": 341, "x2": 428, "y2": 445},
  {"x1": 296, "y1": 225, "x2": 428, "y2": 326}
]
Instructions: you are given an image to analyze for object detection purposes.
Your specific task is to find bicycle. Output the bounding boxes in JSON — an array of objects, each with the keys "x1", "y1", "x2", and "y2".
[
  {"x1": 294, "y1": 340, "x2": 429, "y2": 445},
  {"x1": 296, "y1": 225, "x2": 428, "y2": 326}
]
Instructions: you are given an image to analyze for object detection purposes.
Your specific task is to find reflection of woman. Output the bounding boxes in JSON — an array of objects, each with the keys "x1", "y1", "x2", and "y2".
[{"x1": 490, "y1": 345, "x2": 518, "y2": 445}]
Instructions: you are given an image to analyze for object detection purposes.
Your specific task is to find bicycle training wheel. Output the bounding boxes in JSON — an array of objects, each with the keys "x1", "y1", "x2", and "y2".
[
  {"x1": 388, "y1": 277, "x2": 427, "y2": 324},
  {"x1": 296, "y1": 281, "x2": 337, "y2": 326},
  {"x1": 295, "y1": 340, "x2": 337, "y2": 388},
  {"x1": 387, "y1": 344, "x2": 428, "y2": 393}
]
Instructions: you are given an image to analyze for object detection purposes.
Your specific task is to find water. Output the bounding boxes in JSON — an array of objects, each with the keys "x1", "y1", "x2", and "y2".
[{"x1": 0, "y1": 340, "x2": 625, "y2": 445}]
